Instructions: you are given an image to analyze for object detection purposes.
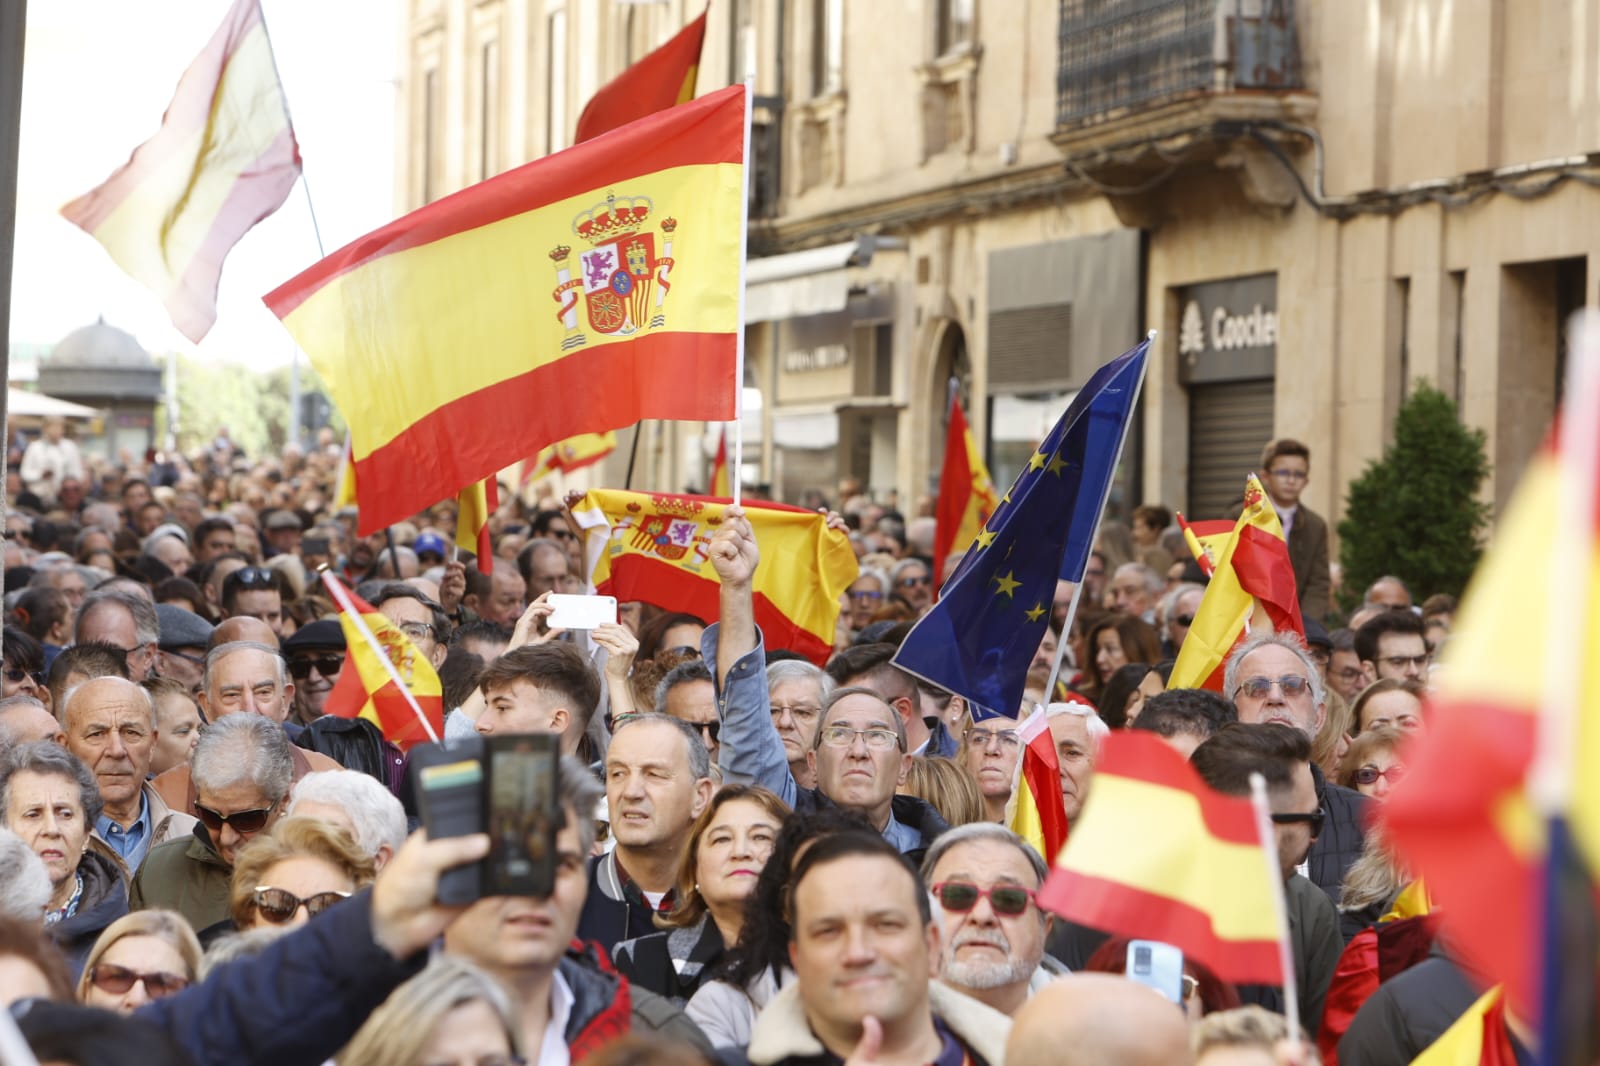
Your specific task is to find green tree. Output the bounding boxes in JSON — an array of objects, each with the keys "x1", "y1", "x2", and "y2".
[{"x1": 1337, "y1": 382, "x2": 1491, "y2": 611}]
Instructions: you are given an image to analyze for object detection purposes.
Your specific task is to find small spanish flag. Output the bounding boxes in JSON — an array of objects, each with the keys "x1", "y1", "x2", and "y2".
[
  {"x1": 1005, "y1": 705, "x2": 1071, "y2": 864},
  {"x1": 522, "y1": 432, "x2": 618, "y2": 486},
  {"x1": 454, "y1": 477, "x2": 499, "y2": 574},
  {"x1": 321, "y1": 576, "x2": 444, "y2": 750},
  {"x1": 932, "y1": 394, "x2": 1000, "y2": 586},
  {"x1": 710, "y1": 427, "x2": 732, "y2": 497}
]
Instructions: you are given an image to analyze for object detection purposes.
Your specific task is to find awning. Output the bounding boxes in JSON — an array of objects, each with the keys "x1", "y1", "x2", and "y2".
[
  {"x1": 745, "y1": 236, "x2": 905, "y2": 323},
  {"x1": 7, "y1": 387, "x2": 102, "y2": 420}
]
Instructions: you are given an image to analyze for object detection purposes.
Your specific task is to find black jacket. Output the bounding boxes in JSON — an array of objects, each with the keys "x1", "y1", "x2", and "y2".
[
  {"x1": 1307, "y1": 764, "x2": 1371, "y2": 905},
  {"x1": 614, "y1": 916, "x2": 727, "y2": 1005},
  {"x1": 792, "y1": 790, "x2": 950, "y2": 867},
  {"x1": 48, "y1": 847, "x2": 129, "y2": 982},
  {"x1": 295, "y1": 715, "x2": 400, "y2": 792},
  {"x1": 578, "y1": 851, "x2": 676, "y2": 952},
  {"x1": 1338, "y1": 951, "x2": 1533, "y2": 1065}
]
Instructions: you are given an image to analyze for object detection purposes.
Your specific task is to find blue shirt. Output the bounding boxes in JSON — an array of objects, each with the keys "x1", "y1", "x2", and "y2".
[{"x1": 97, "y1": 791, "x2": 152, "y2": 870}]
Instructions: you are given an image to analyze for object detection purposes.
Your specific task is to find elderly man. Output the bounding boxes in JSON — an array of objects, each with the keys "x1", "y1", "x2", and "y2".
[
  {"x1": 62, "y1": 676, "x2": 197, "y2": 872},
  {"x1": 960, "y1": 714, "x2": 1022, "y2": 823},
  {"x1": 444, "y1": 754, "x2": 710, "y2": 1053},
  {"x1": 579, "y1": 713, "x2": 714, "y2": 949},
  {"x1": 1161, "y1": 582, "x2": 1205, "y2": 657},
  {"x1": 288, "y1": 769, "x2": 407, "y2": 870},
  {"x1": 74, "y1": 587, "x2": 160, "y2": 682},
  {"x1": 1354, "y1": 610, "x2": 1431, "y2": 684},
  {"x1": 922, "y1": 824, "x2": 1059, "y2": 1016},
  {"x1": 131, "y1": 714, "x2": 293, "y2": 933},
  {"x1": 1109, "y1": 562, "x2": 1162, "y2": 623},
  {"x1": 155, "y1": 603, "x2": 214, "y2": 695},
  {"x1": 142, "y1": 527, "x2": 193, "y2": 576},
  {"x1": 461, "y1": 559, "x2": 527, "y2": 626},
  {"x1": 747, "y1": 830, "x2": 1010, "y2": 1066},
  {"x1": 1363, "y1": 575, "x2": 1413, "y2": 612},
  {"x1": 827, "y1": 643, "x2": 957, "y2": 758},
  {"x1": 0, "y1": 695, "x2": 64, "y2": 747},
  {"x1": 516, "y1": 538, "x2": 570, "y2": 603},
  {"x1": 1008, "y1": 974, "x2": 1191, "y2": 1066},
  {"x1": 767, "y1": 660, "x2": 831, "y2": 790},
  {"x1": 371, "y1": 583, "x2": 450, "y2": 670},
  {"x1": 713, "y1": 507, "x2": 948, "y2": 857},
  {"x1": 1223, "y1": 632, "x2": 1369, "y2": 904},
  {"x1": 1046, "y1": 702, "x2": 1107, "y2": 829}
]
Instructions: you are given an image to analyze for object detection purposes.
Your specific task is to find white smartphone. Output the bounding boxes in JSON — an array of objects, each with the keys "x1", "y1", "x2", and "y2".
[
  {"x1": 1125, "y1": 939, "x2": 1185, "y2": 1006},
  {"x1": 546, "y1": 593, "x2": 618, "y2": 630}
]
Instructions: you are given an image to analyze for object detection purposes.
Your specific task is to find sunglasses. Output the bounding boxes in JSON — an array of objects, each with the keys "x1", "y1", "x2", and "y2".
[
  {"x1": 251, "y1": 886, "x2": 351, "y2": 925},
  {"x1": 3, "y1": 666, "x2": 41, "y2": 686},
  {"x1": 932, "y1": 880, "x2": 1036, "y2": 917},
  {"x1": 232, "y1": 566, "x2": 277, "y2": 590},
  {"x1": 1269, "y1": 807, "x2": 1326, "y2": 837},
  {"x1": 549, "y1": 528, "x2": 578, "y2": 542},
  {"x1": 195, "y1": 801, "x2": 277, "y2": 835},
  {"x1": 1173, "y1": 613, "x2": 1195, "y2": 627},
  {"x1": 896, "y1": 575, "x2": 931, "y2": 589},
  {"x1": 87, "y1": 962, "x2": 189, "y2": 999},
  {"x1": 1355, "y1": 765, "x2": 1406, "y2": 786},
  {"x1": 698, "y1": 721, "x2": 722, "y2": 745},
  {"x1": 1234, "y1": 675, "x2": 1311, "y2": 700},
  {"x1": 287, "y1": 654, "x2": 345, "y2": 680}
]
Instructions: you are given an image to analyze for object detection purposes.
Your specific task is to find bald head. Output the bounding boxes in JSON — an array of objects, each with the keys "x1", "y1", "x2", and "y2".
[
  {"x1": 1008, "y1": 974, "x2": 1192, "y2": 1066},
  {"x1": 209, "y1": 616, "x2": 281, "y2": 650}
]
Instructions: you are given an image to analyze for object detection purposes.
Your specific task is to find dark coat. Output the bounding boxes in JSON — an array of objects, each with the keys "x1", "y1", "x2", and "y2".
[
  {"x1": 49, "y1": 845, "x2": 129, "y2": 982},
  {"x1": 562, "y1": 941, "x2": 714, "y2": 1060},
  {"x1": 578, "y1": 851, "x2": 676, "y2": 953},
  {"x1": 128, "y1": 825, "x2": 233, "y2": 934},
  {"x1": 1307, "y1": 765, "x2": 1372, "y2": 906},
  {"x1": 791, "y1": 790, "x2": 950, "y2": 867},
  {"x1": 1337, "y1": 952, "x2": 1533, "y2": 1065},
  {"x1": 295, "y1": 714, "x2": 405, "y2": 794},
  {"x1": 1286, "y1": 504, "x2": 1331, "y2": 621},
  {"x1": 614, "y1": 917, "x2": 727, "y2": 1005}
]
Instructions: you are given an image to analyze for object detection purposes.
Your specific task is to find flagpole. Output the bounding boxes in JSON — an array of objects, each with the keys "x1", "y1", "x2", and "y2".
[
  {"x1": 318, "y1": 568, "x2": 441, "y2": 744},
  {"x1": 1041, "y1": 330, "x2": 1156, "y2": 704},
  {"x1": 730, "y1": 78, "x2": 754, "y2": 508},
  {"x1": 1249, "y1": 772, "x2": 1301, "y2": 1045}
]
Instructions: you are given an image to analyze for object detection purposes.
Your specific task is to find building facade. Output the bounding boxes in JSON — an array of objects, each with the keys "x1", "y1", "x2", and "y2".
[{"x1": 397, "y1": 0, "x2": 1599, "y2": 531}]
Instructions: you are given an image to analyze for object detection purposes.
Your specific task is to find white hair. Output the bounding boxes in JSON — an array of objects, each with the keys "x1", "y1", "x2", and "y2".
[
  {"x1": 61, "y1": 676, "x2": 157, "y2": 730},
  {"x1": 1044, "y1": 701, "x2": 1110, "y2": 751},
  {"x1": 0, "y1": 827, "x2": 52, "y2": 921},
  {"x1": 289, "y1": 770, "x2": 408, "y2": 859},
  {"x1": 1222, "y1": 631, "x2": 1327, "y2": 713}
]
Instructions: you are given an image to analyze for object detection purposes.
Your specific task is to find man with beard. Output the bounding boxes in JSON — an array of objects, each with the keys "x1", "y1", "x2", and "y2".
[{"x1": 922, "y1": 824, "x2": 1059, "y2": 1015}]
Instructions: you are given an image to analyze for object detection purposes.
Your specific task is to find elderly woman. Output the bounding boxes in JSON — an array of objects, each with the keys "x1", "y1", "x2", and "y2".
[
  {"x1": 338, "y1": 956, "x2": 522, "y2": 1066},
  {"x1": 766, "y1": 660, "x2": 832, "y2": 790},
  {"x1": 844, "y1": 567, "x2": 891, "y2": 633},
  {"x1": 613, "y1": 785, "x2": 789, "y2": 1004},
  {"x1": 77, "y1": 910, "x2": 202, "y2": 1014},
  {"x1": 0, "y1": 742, "x2": 128, "y2": 979},
  {"x1": 1337, "y1": 725, "x2": 1407, "y2": 802},
  {"x1": 228, "y1": 817, "x2": 377, "y2": 932}
]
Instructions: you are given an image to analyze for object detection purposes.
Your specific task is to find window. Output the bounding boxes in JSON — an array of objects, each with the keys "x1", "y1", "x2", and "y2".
[
  {"x1": 478, "y1": 38, "x2": 500, "y2": 180},
  {"x1": 546, "y1": 9, "x2": 568, "y2": 154},
  {"x1": 935, "y1": 0, "x2": 973, "y2": 55},
  {"x1": 810, "y1": 0, "x2": 843, "y2": 97}
]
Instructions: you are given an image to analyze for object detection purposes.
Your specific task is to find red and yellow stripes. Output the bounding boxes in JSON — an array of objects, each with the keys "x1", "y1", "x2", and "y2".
[
  {"x1": 575, "y1": 10, "x2": 708, "y2": 144},
  {"x1": 324, "y1": 586, "x2": 444, "y2": 751},
  {"x1": 1038, "y1": 731, "x2": 1285, "y2": 986},
  {"x1": 1006, "y1": 707, "x2": 1070, "y2": 865},
  {"x1": 455, "y1": 477, "x2": 499, "y2": 574},
  {"x1": 522, "y1": 432, "x2": 618, "y2": 486},
  {"x1": 61, "y1": 0, "x2": 300, "y2": 343},
  {"x1": 933, "y1": 396, "x2": 1000, "y2": 585}
]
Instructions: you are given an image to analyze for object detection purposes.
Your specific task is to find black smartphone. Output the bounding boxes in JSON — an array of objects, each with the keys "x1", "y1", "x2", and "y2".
[
  {"x1": 411, "y1": 737, "x2": 486, "y2": 905},
  {"x1": 302, "y1": 535, "x2": 331, "y2": 556}
]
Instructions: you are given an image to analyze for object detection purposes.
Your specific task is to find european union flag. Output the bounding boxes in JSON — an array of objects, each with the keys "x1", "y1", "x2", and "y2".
[{"x1": 894, "y1": 338, "x2": 1150, "y2": 719}]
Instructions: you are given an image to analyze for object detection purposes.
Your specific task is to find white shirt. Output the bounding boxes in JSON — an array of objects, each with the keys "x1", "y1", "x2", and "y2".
[
  {"x1": 1274, "y1": 502, "x2": 1298, "y2": 540},
  {"x1": 536, "y1": 970, "x2": 576, "y2": 1066}
]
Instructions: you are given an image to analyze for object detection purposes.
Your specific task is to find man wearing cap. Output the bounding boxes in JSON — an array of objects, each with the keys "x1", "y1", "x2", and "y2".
[
  {"x1": 413, "y1": 532, "x2": 447, "y2": 569},
  {"x1": 283, "y1": 620, "x2": 347, "y2": 725},
  {"x1": 156, "y1": 603, "x2": 214, "y2": 695},
  {"x1": 261, "y1": 509, "x2": 304, "y2": 559}
]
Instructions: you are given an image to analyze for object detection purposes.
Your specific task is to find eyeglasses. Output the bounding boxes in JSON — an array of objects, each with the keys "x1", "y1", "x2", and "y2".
[
  {"x1": 931, "y1": 881, "x2": 1036, "y2": 916},
  {"x1": 288, "y1": 654, "x2": 345, "y2": 680},
  {"x1": 697, "y1": 721, "x2": 722, "y2": 746},
  {"x1": 896, "y1": 575, "x2": 931, "y2": 589},
  {"x1": 818, "y1": 725, "x2": 902, "y2": 751},
  {"x1": 964, "y1": 727, "x2": 1021, "y2": 751},
  {"x1": 771, "y1": 703, "x2": 821, "y2": 723},
  {"x1": 1378, "y1": 653, "x2": 1430, "y2": 671},
  {"x1": 1234, "y1": 675, "x2": 1311, "y2": 700},
  {"x1": 1267, "y1": 468, "x2": 1308, "y2": 481},
  {"x1": 232, "y1": 566, "x2": 277, "y2": 590},
  {"x1": 1269, "y1": 807, "x2": 1326, "y2": 837},
  {"x1": 1173, "y1": 614, "x2": 1195, "y2": 628},
  {"x1": 194, "y1": 801, "x2": 277, "y2": 835},
  {"x1": 1332, "y1": 666, "x2": 1365, "y2": 682},
  {"x1": 87, "y1": 962, "x2": 189, "y2": 999},
  {"x1": 397, "y1": 621, "x2": 436, "y2": 643},
  {"x1": 849, "y1": 589, "x2": 884, "y2": 602},
  {"x1": 1354, "y1": 765, "x2": 1406, "y2": 786},
  {"x1": 3, "y1": 666, "x2": 42, "y2": 686},
  {"x1": 251, "y1": 886, "x2": 351, "y2": 924}
]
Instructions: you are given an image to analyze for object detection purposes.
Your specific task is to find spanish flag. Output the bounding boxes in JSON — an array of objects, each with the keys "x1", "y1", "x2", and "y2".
[
  {"x1": 1176, "y1": 513, "x2": 1234, "y2": 577},
  {"x1": 265, "y1": 84, "x2": 746, "y2": 535},
  {"x1": 1038, "y1": 731, "x2": 1285, "y2": 986},
  {"x1": 1005, "y1": 705, "x2": 1071, "y2": 864},
  {"x1": 455, "y1": 477, "x2": 499, "y2": 574},
  {"x1": 710, "y1": 427, "x2": 732, "y2": 497},
  {"x1": 932, "y1": 394, "x2": 1000, "y2": 586},
  {"x1": 1168, "y1": 474, "x2": 1302, "y2": 691},
  {"x1": 1409, "y1": 986, "x2": 1519, "y2": 1065},
  {"x1": 62, "y1": 0, "x2": 301, "y2": 343},
  {"x1": 522, "y1": 432, "x2": 618, "y2": 486},
  {"x1": 571, "y1": 489, "x2": 857, "y2": 664},
  {"x1": 320, "y1": 576, "x2": 444, "y2": 750},
  {"x1": 575, "y1": 10, "x2": 708, "y2": 143},
  {"x1": 333, "y1": 434, "x2": 358, "y2": 510}
]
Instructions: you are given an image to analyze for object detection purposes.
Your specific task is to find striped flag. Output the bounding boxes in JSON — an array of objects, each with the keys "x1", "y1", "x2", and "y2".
[
  {"x1": 710, "y1": 427, "x2": 732, "y2": 497},
  {"x1": 1005, "y1": 705, "x2": 1071, "y2": 864},
  {"x1": 1176, "y1": 513, "x2": 1234, "y2": 576},
  {"x1": 574, "y1": 10, "x2": 707, "y2": 144},
  {"x1": 1038, "y1": 730, "x2": 1286, "y2": 986},
  {"x1": 62, "y1": 0, "x2": 301, "y2": 343},
  {"x1": 321, "y1": 576, "x2": 444, "y2": 750},
  {"x1": 265, "y1": 84, "x2": 746, "y2": 535},
  {"x1": 932, "y1": 393, "x2": 1000, "y2": 586},
  {"x1": 521, "y1": 432, "x2": 618, "y2": 486},
  {"x1": 454, "y1": 477, "x2": 499, "y2": 574},
  {"x1": 1409, "y1": 986, "x2": 1518, "y2": 1066}
]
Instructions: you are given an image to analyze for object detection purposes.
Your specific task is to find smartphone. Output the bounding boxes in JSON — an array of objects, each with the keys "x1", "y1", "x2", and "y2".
[
  {"x1": 411, "y1": 738, "x2": 486, "y2": 905},
  {"x1": 1126, "y1": 939, "x2": 1185, "y2": 1006},
  {"x1": 484, "y1": 734, "x2": 560, "y2": 897},
  {"x1": 546, "y1": 593, "x2": 617, "y2": 630},
  {"x1": 302, "y1": 535, "x2": 331, "y2": 556}
]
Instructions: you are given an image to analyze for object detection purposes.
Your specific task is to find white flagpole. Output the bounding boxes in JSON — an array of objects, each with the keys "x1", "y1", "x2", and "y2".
[
  {"x1": 317, "y1": 569, "x2": 441, "y2": 744},
  {"x1": 730, "y1": 78, "x2": 754, "y2": 507},
  {"x1": 1249, "y1": 771, "x2": 1301, "y2": 1044}
]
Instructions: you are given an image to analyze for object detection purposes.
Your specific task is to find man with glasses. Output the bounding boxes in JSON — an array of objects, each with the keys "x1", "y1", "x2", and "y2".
[
  {"x1": 1260, "y1": 438, "x2": 1330, "y2": 621},
  {"x1": 132, "y1": 713, "x2": 294, "y2": 933},
  {"x1": 766, "y1": 660, "x2": 831, "y2": 789},
  {"x1": 890, "y1": 558, "x2": 934, "y2": 614},
  {"x1": 1326, "y1": 628, "x2": 1366, "y2": 704},
  {"x1": 370, "y1": 584, "x2": 450, "y2": 671},
  {"x1": 1160, "y1": 583, "x2": 1204, "y2": 658},
  {"x1": 827, "y1": 642, "x2": 958, "y2": 758},
  {"x1": 960, "y1": 714, "x2": 1022, "y2": 823},
  {"x1": 1192, "y1": 722, "x2": 1341, "y2": 1037},
  {"x1": 653, "y1": 659, "x2": 722, "y2": 758},
  {"x1": 1354, "y1": 610, "x2": 1431, "y2": 685},
  {"x1": 1223, "y1": 632, "x2": 1371, "y2": 905},
  {"x1": 282, "y1": 619, "x2": 347, "y2": 724},
  {"x1": 922, "y1": 824, "x2": 1059, "y2": 1016},
  {"x1": 220, "y1": 566, "x2": 286, "y2": 637},
  {"x1": 75, "y1": 587, "x2": 160, "y2": 682}
]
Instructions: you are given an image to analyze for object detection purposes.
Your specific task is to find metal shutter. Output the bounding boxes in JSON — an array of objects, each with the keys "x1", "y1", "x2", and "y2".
[
  {"x1": 987, "y1": 304, "x2": 1074, "y2": 391},
  {"x1": 1187, "y1": 379, "x2": 1274, "y2": 519}
]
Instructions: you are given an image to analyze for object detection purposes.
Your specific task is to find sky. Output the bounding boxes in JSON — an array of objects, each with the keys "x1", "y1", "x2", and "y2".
[{"x1": 10, "y1": 0, "x2": 398, "y2": 369}]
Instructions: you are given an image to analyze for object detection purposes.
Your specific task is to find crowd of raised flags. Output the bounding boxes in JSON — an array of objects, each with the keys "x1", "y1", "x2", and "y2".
[{"x1": 17, "y1": 1, "x2": 1600, "y2": 1063}]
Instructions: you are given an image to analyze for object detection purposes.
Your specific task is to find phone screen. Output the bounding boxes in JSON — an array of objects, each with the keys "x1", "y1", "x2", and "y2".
[{"x1": 485, "y1": 735, "x2": 559, "y2": 897}]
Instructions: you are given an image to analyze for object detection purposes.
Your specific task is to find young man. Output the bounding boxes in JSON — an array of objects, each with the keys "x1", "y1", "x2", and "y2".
[{"x1": 1260, "y1": 438, "x2": 1330, "y2": 621}]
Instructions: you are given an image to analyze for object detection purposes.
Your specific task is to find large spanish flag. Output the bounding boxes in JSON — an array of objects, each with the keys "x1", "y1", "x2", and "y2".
[
  {"x1": 575, "y1": 10, "x2": 708, "y2": 144},
  {"x1": 1004, "y1": 705, "x2": 1071, "y2": 864},
  {"x1": 932, "y1": 394, "x2": 1000, "y2": 586},
  {"x1": 522, "y1": 432, "x2": 619, "y2": 486},
  {"x1": 1038, "y1": 730, "x2": 1285, "y2": 986},
  {"x1": 61, "y1": 0, "x2": 301, "y2": 343},
  {"x1": 571, "y1": 489, "x2": 857, "y2": 664},
  {"x1": 320, "y1": 575, "x2": 444, "y2": 750},
  {"x1": 265, "y1": 85, "x2": 746, "y2": 535},
  {"x1": 1168, "y1": 474, "x2": 1302, "y2": 691}
]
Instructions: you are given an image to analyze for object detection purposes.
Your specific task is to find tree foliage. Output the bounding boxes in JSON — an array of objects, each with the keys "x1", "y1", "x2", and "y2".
[
  {"x1": 172, "y1": 356, "x2": 342, "y2": 457},
  {"x1": 1336, "y1": 382, "x2": 1491, "y2": 611}
]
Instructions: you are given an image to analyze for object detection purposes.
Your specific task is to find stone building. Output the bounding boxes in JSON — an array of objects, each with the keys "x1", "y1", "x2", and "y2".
[{"x1": 396, "y1": 0, "x2": 1598, "y2": 527}]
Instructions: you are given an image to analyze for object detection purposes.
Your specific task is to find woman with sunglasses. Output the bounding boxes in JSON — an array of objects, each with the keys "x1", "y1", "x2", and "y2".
[
  {"x1": 77, "y1": 909, "x2": 201, "y2": 1014},
  {"x1": 1336, "y1": 725, "x2": 1407, "y2": 802},
  {"x1": 0, "y1": 741, "x2": 128, "y2": 980},
  {"x1": 227, "y1": 816, "x2": 375, "y2": 932}
]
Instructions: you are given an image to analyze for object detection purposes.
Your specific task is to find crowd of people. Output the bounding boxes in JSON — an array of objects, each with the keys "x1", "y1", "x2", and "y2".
[{"x1": 0, "y1": 422, "x2": 1498, "y2": 1065}]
